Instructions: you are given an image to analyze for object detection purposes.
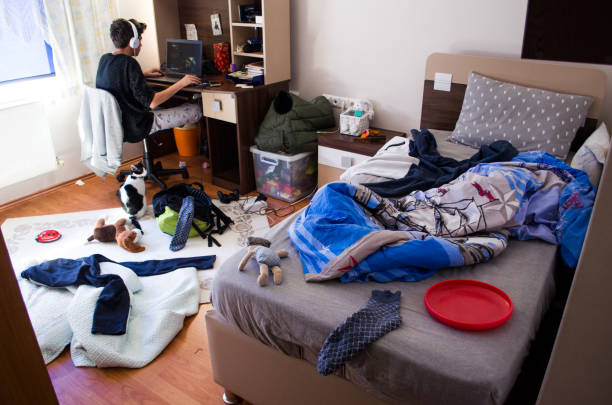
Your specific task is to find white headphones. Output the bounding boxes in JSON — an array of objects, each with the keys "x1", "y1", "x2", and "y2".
[{"x1": 128, "y1": 20, "x2": 140, "y2": 49}]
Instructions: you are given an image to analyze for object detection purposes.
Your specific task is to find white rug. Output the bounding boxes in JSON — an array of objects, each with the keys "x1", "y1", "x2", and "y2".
[{"x1": 2, "y1": 200, "x2": 269, "y2": 303}]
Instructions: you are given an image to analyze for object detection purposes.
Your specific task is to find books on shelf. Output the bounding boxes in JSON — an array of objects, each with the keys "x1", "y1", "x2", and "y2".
[{"x1": 245, "y1": 61, "x2": 264, "y2": 77}]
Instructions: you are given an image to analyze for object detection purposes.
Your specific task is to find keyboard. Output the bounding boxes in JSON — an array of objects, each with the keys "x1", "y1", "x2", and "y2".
[{"x1": 186, "y1": 80, "x2": 209, "y2": 89}]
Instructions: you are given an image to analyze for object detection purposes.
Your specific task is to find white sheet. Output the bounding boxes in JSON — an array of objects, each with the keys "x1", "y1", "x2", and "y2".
[
  {"x1": 20, "y1": 260, "x2": 200, "y2": 367},
  {"x1": 340, "y1": 130, "x2": 478, "y2": 185}
]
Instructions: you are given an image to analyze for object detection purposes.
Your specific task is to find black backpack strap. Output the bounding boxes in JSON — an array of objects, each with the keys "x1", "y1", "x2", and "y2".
[{"x1": 192, "y1": 219, "x2": 222, "y2": 247}]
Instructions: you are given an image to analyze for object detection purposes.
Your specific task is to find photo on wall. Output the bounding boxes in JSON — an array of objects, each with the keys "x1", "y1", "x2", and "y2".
[{"x1": 211, "y1": 13, "x2": 222, "y2": 36}]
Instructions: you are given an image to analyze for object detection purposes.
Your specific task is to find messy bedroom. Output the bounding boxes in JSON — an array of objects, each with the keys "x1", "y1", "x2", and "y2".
[{"x1": 1, "y1": 1, "x2": 612, "y2": 404}]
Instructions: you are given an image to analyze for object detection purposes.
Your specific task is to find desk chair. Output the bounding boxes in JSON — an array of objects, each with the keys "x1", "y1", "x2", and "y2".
[
  {"x1": 78, "y1": 86, "x2": 188, "y2": 189},
  {"x1": 115, "y1": 135, "x2": 188, "y2": 189}
]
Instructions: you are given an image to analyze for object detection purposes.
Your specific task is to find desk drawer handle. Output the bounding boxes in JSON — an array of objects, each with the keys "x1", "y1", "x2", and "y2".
[
  {"x1": 212, "y1": 99, "x2": 222, "y2": 112},
  {"x1": 260, "y1": 156, "x2": 279, "y2": 166}
]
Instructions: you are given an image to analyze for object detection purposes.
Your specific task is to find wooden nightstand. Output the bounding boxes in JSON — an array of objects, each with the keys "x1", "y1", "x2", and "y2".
[{"x1": 317, "y1": 127, "x2": 407, "y2": 187}]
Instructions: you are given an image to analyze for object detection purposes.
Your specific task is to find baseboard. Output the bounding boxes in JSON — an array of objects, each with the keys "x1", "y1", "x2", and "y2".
[{"x1": 0, "y1": 156, "x2": 143, "y2": 212}]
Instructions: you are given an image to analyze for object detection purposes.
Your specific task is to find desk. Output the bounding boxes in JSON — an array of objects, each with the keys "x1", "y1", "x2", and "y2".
[{"x1": 147, "y1": 74, "x2": 289, "y2": 194}]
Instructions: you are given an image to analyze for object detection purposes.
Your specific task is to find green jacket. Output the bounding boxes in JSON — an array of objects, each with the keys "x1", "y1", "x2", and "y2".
[{"x1": 256, "y1": 93, "x2": 335, "y2": 154}]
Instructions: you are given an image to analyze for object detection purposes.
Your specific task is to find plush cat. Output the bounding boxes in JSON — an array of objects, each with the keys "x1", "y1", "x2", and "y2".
[{"x1": 117, "y1": 163, "x2": 147, "y2": 221}]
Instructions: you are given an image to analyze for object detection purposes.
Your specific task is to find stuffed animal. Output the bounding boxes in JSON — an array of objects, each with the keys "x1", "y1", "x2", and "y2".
[
  {"x1": 117, "y1": 163, "x2": 147, "y2": 220},
  {"x1": 238, "y1": 236, "x2": 288, "y2": 286},
  {"x1": 114, "y1": 218, "x2": 145, "y2": 253},
  {"x1": 87, "y1": 218, "x2": 145, "y2": 253}
]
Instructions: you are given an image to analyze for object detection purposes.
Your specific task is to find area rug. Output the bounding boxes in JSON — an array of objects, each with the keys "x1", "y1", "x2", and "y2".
[{"x1": 1, "y1": 200, "x2": 269, "y2": 303}]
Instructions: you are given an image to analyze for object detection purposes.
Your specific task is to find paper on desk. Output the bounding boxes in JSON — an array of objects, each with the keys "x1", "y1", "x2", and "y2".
[{"x1": 185, "y1": 24, "x2": 198, "y2": 40}]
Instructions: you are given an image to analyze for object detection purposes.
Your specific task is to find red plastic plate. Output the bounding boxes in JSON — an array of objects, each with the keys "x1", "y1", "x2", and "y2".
[{"x1": 424, "y1": 279, "x2": 513, "y2": 331}]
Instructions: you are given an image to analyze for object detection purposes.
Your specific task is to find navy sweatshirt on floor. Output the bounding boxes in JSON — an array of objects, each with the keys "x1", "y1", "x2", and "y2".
[{"x1": 21, "y1": 254, "x2": 216, "y2": 335}]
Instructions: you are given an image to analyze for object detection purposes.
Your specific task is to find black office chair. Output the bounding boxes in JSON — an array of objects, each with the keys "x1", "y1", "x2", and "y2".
[{"x1": 116, "y1": 134, "x2": 188, "y2": 189}]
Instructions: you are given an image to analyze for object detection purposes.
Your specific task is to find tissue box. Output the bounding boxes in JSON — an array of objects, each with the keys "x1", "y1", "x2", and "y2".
[{"x1": 339, "y1": 110, "x2": 369, "y2": 136}]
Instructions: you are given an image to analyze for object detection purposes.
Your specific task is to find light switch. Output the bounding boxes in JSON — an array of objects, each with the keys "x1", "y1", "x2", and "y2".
[
  {"x1": 434, "y1": 72, "x2": 452, "y2": 92},
  {"x1": 212, "y1": 100, "x2": 222, "y2": 112}
]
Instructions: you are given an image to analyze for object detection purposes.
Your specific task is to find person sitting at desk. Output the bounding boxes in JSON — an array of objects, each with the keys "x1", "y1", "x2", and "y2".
[{"x1": 96, "y1": 18, "x2": 202, "y2": 143}]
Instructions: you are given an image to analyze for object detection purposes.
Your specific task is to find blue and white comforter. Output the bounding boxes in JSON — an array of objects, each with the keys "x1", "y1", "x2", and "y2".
[{"x1": 289, "y1": 152, "x2": 594, "y2": 282}]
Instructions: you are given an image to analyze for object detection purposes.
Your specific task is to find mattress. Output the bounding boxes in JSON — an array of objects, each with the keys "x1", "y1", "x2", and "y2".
[{"x1": 212, "y1": 211, "x2": 558, "y2": 405}]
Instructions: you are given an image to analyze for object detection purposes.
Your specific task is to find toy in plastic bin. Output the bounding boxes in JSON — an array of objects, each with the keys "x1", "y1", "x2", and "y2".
[{"x1": 251, "y1": 147, "x2": 317, "y2": 203}]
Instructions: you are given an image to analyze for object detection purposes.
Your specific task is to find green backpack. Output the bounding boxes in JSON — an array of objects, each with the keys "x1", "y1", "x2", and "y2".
[
  {"x1": 156, "y1": 206, "x2": 210, "y2": 237},
  {"x1": 152, "y1": 182, "x2": 233, "y2": 247}
]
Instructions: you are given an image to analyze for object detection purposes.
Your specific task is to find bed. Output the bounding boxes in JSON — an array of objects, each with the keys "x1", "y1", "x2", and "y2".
[{"x1": 206, "y1": 53, "x2": 608, "y2": 405}]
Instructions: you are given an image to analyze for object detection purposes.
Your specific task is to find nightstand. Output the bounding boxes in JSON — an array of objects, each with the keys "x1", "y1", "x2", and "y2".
[{"x1": 317, "y1": 128, "x2": 407, "y2": 187}]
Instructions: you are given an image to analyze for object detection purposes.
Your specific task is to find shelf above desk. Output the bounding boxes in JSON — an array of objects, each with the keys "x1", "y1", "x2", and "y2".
[
  {"x1": 233, "y1": 51, "x2": 264, "y2": 59},
  {"x1": 232, "y1": 22, "x2": 263, "y2": 28}
]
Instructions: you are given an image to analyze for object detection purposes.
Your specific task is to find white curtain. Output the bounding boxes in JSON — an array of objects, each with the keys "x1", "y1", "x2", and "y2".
[
  {"x1": 64, "y1": 0, "x2": 118, "y2": 85},
  {"x1": 40, "y1": 0, "x2": 80, "y2": 93},
  {"x1": 2, "y1": 0, "x2": 118, "y2": 91}
]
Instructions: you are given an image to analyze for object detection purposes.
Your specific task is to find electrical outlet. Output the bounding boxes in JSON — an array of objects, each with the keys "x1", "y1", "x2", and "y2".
[
  {"x1": 323, "y1": 94, "x2": 346, "y2": 110},
  {"x1": 323, "y1": 94, "x2": 375, "y2": 122}
]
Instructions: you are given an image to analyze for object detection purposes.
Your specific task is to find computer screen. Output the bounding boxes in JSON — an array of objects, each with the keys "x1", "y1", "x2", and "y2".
[{"x1": 165, "y1": 39, "x2": 202, "y2": 77}]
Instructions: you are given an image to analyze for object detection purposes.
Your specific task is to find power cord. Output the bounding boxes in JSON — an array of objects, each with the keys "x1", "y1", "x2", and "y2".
[{"x1": 238, "y1": 187, "x2": 318, "y2": 217}]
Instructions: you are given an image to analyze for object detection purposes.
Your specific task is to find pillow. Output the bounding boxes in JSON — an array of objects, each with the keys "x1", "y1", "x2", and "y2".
[
  {"x1": 450, "y1": 72, "x2": 593, "y2": 159},
  {"x1": 571, "y1": 122, "x2": 610, "y2": 187}
]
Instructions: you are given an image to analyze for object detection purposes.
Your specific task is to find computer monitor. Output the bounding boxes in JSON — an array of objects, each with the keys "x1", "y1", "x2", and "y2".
[{"x1": 165, "y1": 39, "x2": 203, "y2": 77}]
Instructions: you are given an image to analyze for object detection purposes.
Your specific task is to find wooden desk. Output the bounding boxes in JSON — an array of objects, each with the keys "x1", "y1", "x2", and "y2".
[
  {"x1": 148, "y1": 74, "x2": 289, "y2": 194},
  {"x1": 202, "y1": 76, "x2": 289, "y2": 194}
]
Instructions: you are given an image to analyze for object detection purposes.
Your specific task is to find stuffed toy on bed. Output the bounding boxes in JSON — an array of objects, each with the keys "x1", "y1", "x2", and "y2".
[{"x1": 238, "y1": 236, "x2": 288, "y2": 286}]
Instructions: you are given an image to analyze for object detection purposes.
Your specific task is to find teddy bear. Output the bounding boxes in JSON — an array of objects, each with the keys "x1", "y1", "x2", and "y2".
[
  {"x1": 87, "y1": 218, "x2": 145, "y2": 253},
  {"x1": 238, "y1": 236, "x2": 288, "y2": 286}
]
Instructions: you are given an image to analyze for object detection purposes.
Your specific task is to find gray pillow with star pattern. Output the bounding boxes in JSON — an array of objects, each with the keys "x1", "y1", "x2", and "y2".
[{"x1": 450, "y1": 72, "x2": 593, "y2": 159}]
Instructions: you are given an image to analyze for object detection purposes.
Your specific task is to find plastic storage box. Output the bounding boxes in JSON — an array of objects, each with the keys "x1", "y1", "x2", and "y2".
[{"x1": 250, "y1": 146, "x2": 317, "y2": 202}]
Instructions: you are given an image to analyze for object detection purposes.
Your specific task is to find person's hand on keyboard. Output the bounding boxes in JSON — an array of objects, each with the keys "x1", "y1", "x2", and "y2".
[
  {"x1": 143, "y1": 67, "x2": 164, "y2": 77},
  {"x1": 178, "y1": 74, "x2": 201, "y2": 89}
]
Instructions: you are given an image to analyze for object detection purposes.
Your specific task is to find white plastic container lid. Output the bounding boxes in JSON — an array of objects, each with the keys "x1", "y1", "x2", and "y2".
[{"x1": 250, "y1": 146, "x2": 313, "y2": 163}]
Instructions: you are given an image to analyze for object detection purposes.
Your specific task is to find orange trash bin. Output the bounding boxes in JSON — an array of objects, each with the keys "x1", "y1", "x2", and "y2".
[{"x1": 173, "y1": 125, "x2": 200, "y2": 156}]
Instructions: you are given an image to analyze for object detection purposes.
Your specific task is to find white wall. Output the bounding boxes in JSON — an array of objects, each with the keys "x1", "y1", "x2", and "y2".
[
  {"x1": 0, "y1": 0, "x2": 158, "y2": 205},
  {"x1": 290, "y1": 0, "x2": 612, "y2": 132},
  {"x1": 117, "y1": 0, "x2": 162, "y2": 71}
]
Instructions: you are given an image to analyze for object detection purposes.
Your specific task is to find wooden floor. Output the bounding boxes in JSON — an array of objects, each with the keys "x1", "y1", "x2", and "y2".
[{"x1": 0, "y1": 153, "x2": 309, "y2": 405}]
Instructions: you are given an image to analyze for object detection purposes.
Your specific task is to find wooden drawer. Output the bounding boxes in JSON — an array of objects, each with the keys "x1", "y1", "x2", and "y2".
[{"x1": 202, "y1": 92, "x2": 237, "y2": 123}]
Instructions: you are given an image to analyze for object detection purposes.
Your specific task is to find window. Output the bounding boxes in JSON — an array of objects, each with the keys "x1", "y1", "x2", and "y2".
[{"x1": 0, "y1": 0, "x2": 55, "y2": 84}]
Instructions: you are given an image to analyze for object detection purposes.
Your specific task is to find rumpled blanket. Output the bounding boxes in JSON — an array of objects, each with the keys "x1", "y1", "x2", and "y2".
[
  {"x1": 364, "y1": 128, "x2": 518, "y2": 197},
  {"x1": 289, "y1": 152, "x2": 594, "y2": 282}
]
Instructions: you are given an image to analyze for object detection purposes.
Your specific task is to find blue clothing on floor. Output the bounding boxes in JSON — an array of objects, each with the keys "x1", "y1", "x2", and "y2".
[
  {"x1": 170, "y1": 195, "x2": 195, "y2": 251},
  {"x1": 21, "y1": 254, "x2": 216, "y2": 335}
]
